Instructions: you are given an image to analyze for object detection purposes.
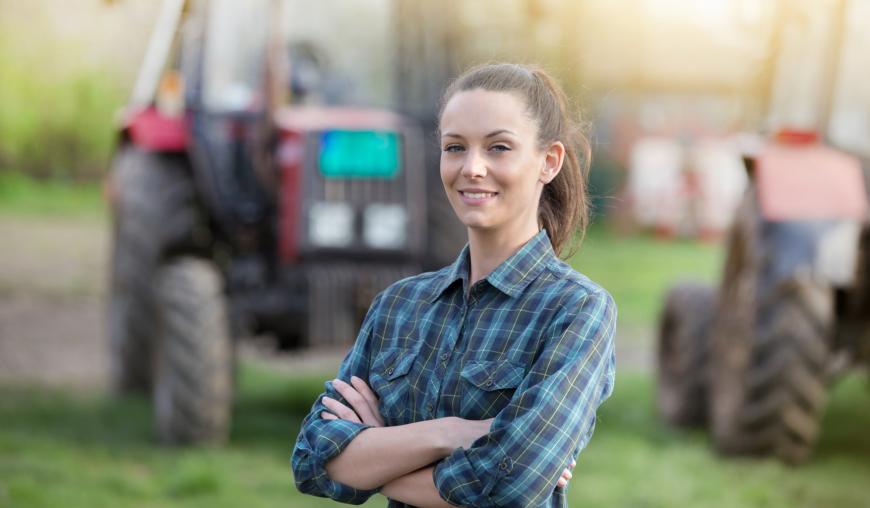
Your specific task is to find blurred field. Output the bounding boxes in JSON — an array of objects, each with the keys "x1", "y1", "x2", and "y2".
[
  {"x1": 572, "y1": 228, "x2": 723, "y2": 327},
  {"x1": 1, "y1": 179, "x2": 869, "y2": 508},
  {"x1": 0, "y1": 173, "x2": 105, "y2": 218},
  {"x1": 2, "y1": 364, "x2": 869, "y2": 508}
]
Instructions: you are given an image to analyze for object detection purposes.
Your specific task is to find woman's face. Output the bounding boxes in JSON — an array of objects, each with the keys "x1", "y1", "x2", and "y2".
[{"x1": 439, "y1": 89, "x2": 562, "y2": 236}]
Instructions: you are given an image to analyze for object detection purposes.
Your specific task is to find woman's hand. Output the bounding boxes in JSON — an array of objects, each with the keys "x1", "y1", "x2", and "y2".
[
  {"x1": 556, "y1": 458, "x2": 576, "y2": 489},
  {"x1": 321, "y1": 376, "x2": 385, "y2": 427}
]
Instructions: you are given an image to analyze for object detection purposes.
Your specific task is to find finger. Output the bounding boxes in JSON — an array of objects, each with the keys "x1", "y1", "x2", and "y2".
[
  {"x1": 557, "y1": 477, "x2": 567, "y2": 488},
  {"x1": 350, "y1": 376, "x2": 380, "y2": 407},
  {"x1": 320, "y1": 411, "x2": 337, "y2": 420},
  {"x1": 562, "y1": 469, "x2": 573, "y2": 481},
  {"x1": 350, "y1": 376, "x2": 384, "y2": 425},
  {"x1": 321, "y1": 396, "x2": 362, "y2": 423},
  {"x1": 332, "y1": 379, "x2": 377, "y2": 424},
  {"x1": 333, "y1": 379, "x2": 378, "y2": 425},
  {"x1": 569, "y1": 459, "x2": 576, "y2": 469}
]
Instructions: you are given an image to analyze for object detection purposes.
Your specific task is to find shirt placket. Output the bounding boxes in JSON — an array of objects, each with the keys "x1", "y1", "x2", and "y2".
[{"x1": 429, "y1": 282, "x2": 487, "y2": 419}]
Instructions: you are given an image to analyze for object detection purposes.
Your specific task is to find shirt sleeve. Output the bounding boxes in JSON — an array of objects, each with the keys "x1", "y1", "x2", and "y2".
[
  {"x1": 433, "y1": 289, "x2": 617, "y2": 508},
  {"x1": 291, "y1": 293, "x2": 383, "y2": 504}
]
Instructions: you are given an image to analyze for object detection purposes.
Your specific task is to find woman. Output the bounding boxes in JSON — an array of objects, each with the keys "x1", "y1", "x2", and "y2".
[{"x1": 292, "y1": 63, "x2": 616, "y2": 508}]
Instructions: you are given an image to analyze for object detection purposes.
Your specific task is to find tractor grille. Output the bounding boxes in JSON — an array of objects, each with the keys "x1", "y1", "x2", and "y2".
[{"x1": 297, "y1": 129, "x2": 426, "y2": 258}]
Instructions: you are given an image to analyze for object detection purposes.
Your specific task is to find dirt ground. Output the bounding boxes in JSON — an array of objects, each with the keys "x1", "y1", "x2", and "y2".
[
  {"x1": 0, "y1": 215, "x2": 651, "y2": 392},
  {"x1": 0, "y1": 216, "x2": 109, "y2": 389}
]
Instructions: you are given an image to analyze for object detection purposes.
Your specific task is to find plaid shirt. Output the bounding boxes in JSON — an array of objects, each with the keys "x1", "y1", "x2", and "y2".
[{"x1": 292, "y1": 230, "x2": 617, "y2": 507}]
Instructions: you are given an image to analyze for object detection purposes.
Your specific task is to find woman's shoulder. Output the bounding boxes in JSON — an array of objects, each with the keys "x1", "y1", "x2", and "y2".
[
  {"x1": 370, "y1": 265, "x2": 453, "y2": 307},
  {"x1": 539, "y1": 257, "x2": 615, "y2": 309}
]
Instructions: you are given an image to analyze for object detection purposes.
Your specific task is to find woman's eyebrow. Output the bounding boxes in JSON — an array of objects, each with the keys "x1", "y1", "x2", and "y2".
[
  {"x1": 484, "y1": 129, "x2": 517, "y2": 138},
  {"x1": 441, "y1": 129, "x2": 517, "y2": 139}
]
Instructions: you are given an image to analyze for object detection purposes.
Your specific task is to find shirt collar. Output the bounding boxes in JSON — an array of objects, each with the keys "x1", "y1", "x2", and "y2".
[
  {"x1": 431, "y1": 230, "x2": 555, "y2": 301},
  {"x1": 431, "y1": 243, "x2": 471, "y2": 302}
]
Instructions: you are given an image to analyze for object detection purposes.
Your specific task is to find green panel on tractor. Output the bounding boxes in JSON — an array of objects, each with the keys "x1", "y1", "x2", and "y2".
[{"x1": 319, "y1": 130, "x2": 401, "y2": 179}]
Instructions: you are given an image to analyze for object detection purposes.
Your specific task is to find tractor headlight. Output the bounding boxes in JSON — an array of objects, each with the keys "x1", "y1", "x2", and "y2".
[
  {"x1": 309, "y1": 202, "x2": 354, "y2": 248},
  {"x1": 363, "y1": 203, "x2": 407, "y2": 249}
]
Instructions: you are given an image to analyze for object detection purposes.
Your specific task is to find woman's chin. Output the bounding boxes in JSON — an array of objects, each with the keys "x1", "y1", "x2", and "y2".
[{"x1": 457, "y1": 212, "x2": 494, "y2": 230}]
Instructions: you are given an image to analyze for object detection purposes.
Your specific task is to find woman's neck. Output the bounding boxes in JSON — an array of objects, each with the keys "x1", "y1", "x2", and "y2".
[{"x1": 466, "y1": 222, "x2": 540, "y2": 288}]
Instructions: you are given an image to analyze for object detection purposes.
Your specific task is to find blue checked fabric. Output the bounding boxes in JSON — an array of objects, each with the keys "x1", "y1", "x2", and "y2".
[{"x1": 292, "y1": 230, "x2": 617, "y2": 507}]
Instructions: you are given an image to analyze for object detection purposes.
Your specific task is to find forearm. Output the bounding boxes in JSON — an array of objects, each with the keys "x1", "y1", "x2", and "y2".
[
  {"x1": 325, "y1": 418, "x2": 454, "y2": 490},
  {"x1": 381, "y1": 466, "x2": 455, "y2": 508}
]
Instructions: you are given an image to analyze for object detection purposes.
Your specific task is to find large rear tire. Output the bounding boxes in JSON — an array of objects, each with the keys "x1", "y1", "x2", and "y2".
[
  {"x1": 153, "y1": 257, "x2": 233, "y2": 445},
  {"x1": 709, "y1": 190, "x2": 833, "y2": 463},
  {"x1": 657, "y1": 282, "x2": 716, "y2": 427},
  {"x1": 108, "y1": 147, "x2": 199, "y2": 394},
  {"x1": 711, "y1": 273, "x2": 832, "y2": 463}
]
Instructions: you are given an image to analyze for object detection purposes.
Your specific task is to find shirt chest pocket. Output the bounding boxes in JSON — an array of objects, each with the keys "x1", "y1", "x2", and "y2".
[
  {"x1": 369, "y1": 347, "x2": 418, "y2": 422},
  {"x1": 459, "y1": 360, "x2": 525, "y2": 420}
]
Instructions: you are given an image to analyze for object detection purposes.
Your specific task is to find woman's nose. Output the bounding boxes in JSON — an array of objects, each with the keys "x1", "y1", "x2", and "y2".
[{"x1": 461, "y1": 149, "x2": 487, "y2": 179}]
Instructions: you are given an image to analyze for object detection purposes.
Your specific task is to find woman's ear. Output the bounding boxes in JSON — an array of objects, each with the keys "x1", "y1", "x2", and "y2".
[{"x1": 540, "y1": 141, "x2": 565, "y2": 184}]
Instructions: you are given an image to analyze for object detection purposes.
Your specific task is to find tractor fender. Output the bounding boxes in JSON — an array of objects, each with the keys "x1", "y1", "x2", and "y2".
[
  {"x1": 755, "y1": 143, "x2": 867, "y2": 222},
  {"x1": 122, "y1": 106, "x2": 189, "y2": 152}
]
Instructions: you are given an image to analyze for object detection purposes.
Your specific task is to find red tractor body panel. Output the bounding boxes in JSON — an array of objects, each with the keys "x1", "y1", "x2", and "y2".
[
  {"x1": 277, "y1": 129, "x2": 304, "y2": 262},
  {"x1": 123, "y1": 106, "x2": 189, "y2": 152},
  {"x1": 756, "y1": 142, "x2": 868, "y2": 221}
]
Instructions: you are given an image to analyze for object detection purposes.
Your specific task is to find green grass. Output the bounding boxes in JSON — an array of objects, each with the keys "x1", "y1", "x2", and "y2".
[
  {"x1": 1, "y1": 364, "x2": 868, "y2": 508},
  {"x1": 0, "y1": 365, "x2": 378, "y2": 508},
  {"x1": 571, "y1": 227, "x2": 723, "y2": 326},
  {"x1": 0, "y1": 172, "x2": 105, "y2": 218},
  {"x1": 579, "y1": 372, "x2": 870, "y2": 508}
]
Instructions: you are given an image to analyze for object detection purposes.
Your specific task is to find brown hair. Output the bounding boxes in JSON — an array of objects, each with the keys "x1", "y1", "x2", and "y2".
[{"x1": 438, "y1": 63, "x2": 591, "y2": 258}]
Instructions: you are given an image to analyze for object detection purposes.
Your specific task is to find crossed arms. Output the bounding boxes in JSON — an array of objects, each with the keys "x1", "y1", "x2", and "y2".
[{"x1": 319, "y1": 376, "x2": 575, "y2": 507}]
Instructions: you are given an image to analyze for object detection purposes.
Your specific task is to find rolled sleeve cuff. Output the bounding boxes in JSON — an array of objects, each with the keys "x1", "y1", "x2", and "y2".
[
  {"x1": 293, "y1": 419, "x2": 379, "y2": 504},
  {"x1": 434, "y1": 447, "x2": 508, "y2": 508}
]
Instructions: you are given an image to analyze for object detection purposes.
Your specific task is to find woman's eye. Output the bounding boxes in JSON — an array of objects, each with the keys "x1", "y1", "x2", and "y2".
[
  {"x1": 490, "y1": 144, "x2": 510, "y2": 152},
  {"x1": 443, "y1": 145, "x2": 464, "y2": 153}
]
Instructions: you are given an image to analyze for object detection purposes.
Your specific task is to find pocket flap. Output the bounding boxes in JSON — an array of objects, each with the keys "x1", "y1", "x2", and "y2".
[
  {"x1": 373, "y1": 348, "x2": 417, "y2": 381},
  {"x1": 461, "y1": 360, "x2": 525, "y2": 391}
]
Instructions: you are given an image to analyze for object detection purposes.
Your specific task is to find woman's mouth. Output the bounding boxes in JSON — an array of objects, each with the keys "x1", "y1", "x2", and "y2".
[{"x1": 458, "y1": 190, "x2": 498, "y2": 204}]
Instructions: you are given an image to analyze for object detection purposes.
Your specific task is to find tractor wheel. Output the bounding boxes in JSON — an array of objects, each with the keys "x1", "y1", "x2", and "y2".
[
  {"x1": 108, "y1": 147, "x2": 199, "y2": 394},
  {"x1": 711, "y1": 273, "x2": 833, "y2": 463},
  {"x1": 657, "y1": 282, "x2": 716, "y2": 427},
  {"x1": 153, "y1": 257, "x2": 233, "y2": 445},
  {"x1": 709, "y1": 186, "x2": 834, "y2": 464}
]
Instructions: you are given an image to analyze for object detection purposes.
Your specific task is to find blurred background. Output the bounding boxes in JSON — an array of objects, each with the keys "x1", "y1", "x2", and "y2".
[{"x1": 1, "y1": 0, "x2": 869, "y2": 507}]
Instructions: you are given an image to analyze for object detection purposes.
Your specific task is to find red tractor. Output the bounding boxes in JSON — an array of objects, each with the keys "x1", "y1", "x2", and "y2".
[
  {"x1": 657, "y1": 0, "x2": 870, "y2": 463},
  {"x1": 106, "y1": 0, "x2": 463, "y2": 444}
]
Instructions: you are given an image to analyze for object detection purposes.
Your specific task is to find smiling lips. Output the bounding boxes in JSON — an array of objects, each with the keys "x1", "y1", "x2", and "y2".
[{"x1": 459, "y1": 190, "x2": 498, "y2": 204}]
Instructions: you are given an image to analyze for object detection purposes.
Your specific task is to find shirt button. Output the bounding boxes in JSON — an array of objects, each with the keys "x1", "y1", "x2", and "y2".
[
  {"x1": 386, "y1": 367, "x2": 394, "y2": 375},
  {"x1": 426, "y1": 404, "x2": 434, "y2": 414},
  {"x1": 440, "y1": 352, "x2": 450, "y2": 361},
  {"x1": 498, "y1": 457, "x2": 513, "y2": 473},
  {"x1": 485, "y1": 379, "x2": 494, "y2": 387}
]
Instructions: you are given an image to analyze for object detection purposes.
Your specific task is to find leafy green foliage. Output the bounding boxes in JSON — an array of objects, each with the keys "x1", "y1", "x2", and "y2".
[{"x1": 0, "y1": 31, "x2": 124, "y2": 180}]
